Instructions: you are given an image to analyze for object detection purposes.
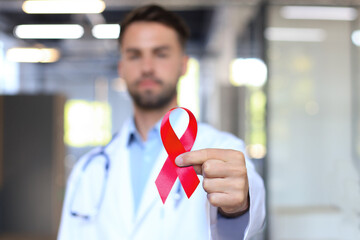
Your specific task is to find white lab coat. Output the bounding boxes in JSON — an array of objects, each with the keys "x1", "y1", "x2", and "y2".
[{"x1": 58, "y1": 118, "x2": 265, "y2": 240}]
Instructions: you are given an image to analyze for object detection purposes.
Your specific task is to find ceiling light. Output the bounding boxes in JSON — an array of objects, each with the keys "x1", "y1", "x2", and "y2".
[
  {"x1": 22, "y1": 0, "x2": 106, "y2": 14},
  {"x1": 265, "y1": 27, "x2": 326, "y2": 42},
  {"x1": 14, "y1": 24, "x2": 84, "y2": 39},
  {"x1": 92, "y1": 24, "x2": 120, "y2": 39},
  {"x1": 6, "y1": 48, "x2": 61, "y2": 63},
  {"x1": 281, "y1": 6, "x2": 358, "y2": 21}
]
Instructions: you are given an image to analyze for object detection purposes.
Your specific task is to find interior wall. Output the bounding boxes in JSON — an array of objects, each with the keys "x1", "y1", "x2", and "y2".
[{"x1": 267, "y1": 5, "x2": 360, "y2": 239}]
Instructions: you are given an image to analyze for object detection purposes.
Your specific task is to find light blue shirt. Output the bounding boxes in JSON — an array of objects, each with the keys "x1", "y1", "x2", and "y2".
[{"x1": 127, "y1": 118, "x2": 162, "y2": 214}]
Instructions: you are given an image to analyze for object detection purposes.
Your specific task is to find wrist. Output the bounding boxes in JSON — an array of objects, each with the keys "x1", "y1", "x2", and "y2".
[{"x1": 218, "y1": 195, "x2": 250, "y2": 218}]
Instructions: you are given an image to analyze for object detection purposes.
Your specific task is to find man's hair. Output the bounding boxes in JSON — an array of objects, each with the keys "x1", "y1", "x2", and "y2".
[{"x1": 118, "y1": 4, "x2": 190, "y2": 48}]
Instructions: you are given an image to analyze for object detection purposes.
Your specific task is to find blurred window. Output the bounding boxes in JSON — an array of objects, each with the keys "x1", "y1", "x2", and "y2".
[
  {"x1": 177, "y1": 57, "x2": 200, "y2": 119},
  {"x1": 64, "y1": 100, "x2": 112, "y2": 147}
]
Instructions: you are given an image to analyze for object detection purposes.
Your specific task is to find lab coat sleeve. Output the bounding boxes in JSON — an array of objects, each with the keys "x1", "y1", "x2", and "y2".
[
  {"x1": 243, "y1": 158, "x2": 266, "y2": 239},
  {"x1": 205, "y1": 129, "x2": 265, "y2": 240}
]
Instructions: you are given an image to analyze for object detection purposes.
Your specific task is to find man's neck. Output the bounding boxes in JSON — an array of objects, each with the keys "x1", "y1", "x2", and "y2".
[{"x1": 133, "y1": 98, "x2": 177, "y2": 141}]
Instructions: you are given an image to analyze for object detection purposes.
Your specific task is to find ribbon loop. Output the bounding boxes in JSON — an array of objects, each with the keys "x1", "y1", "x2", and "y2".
[{"x1": 155, "y1": 107, "x2": 200, "y2": 203}]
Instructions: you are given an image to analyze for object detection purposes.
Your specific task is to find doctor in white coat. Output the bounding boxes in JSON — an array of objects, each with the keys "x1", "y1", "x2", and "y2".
[{"x1": 58, "y1": 4, "x2": 265, "y2": 240}]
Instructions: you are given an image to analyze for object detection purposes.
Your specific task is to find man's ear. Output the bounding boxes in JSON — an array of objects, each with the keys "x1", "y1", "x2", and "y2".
[{"x1": 181, "y1": 55, "x2": 189, "y2": 76}]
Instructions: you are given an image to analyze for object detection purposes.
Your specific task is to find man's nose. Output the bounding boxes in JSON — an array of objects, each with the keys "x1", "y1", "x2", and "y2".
[{"x1": 141, "y1": 56, "x2": 155, "y2": 74}]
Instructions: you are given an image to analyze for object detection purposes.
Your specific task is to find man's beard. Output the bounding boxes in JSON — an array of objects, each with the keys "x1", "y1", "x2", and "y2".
[{"x1": 127, "y1": 76, "x2": 177, "y2": 110}]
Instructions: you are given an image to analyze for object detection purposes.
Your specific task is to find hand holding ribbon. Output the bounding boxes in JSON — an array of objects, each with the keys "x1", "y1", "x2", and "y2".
[
  {"x1": 175, "y1": 148, "x2": 250, "y2": 216},
  {"x1": 155, "y1": 107, "x2": 249, "y2": 216}
]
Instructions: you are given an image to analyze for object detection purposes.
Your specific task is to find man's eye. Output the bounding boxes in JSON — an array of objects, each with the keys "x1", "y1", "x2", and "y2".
[
  {"x1": 157, "y1": 53, "x2": 168, "y2": 58},
  {"x1": 128, "y1": 54, "x2": 140, "y2": 60}
]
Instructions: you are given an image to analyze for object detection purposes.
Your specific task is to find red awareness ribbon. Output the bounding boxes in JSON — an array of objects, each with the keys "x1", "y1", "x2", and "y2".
[{"x1": 155, "y1": 107, "x2": 200, "y2": 203}]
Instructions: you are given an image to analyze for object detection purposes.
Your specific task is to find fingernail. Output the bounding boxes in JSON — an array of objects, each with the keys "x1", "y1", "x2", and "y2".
[{"x1": 175, "y1": 155, "x2": 183, "y2": 166}]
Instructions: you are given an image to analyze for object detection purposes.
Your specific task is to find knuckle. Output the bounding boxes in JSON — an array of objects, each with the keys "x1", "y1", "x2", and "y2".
[
  {"x1": 202, "y1": 178, "x2": 209, "y2": 191},
  {"x1": 231, "y1": 167, "x2": 241, "y2": 176},
  {"x1": 202, "y1": 161, "x2": 211, "y2": 174},
  {"x1": 233, "y1": 150, "x2": 245, "y2": 160},
  {"x1": 242, "y1": 167, "x2": 248, "y2": 177},
  {"x1": 240, "y1": 166, "x2": 248, "y2": 176},
  {"x1": 233, "y1": 193, "x2": 245, "y2": 205},
  {"x1": 231, "y1": 178, "x2": 248, "y2": 193},
  {"x1": 231, "y1": 166, "x2": 247, "y2": 177},
  {"x1": 207, "y1": 193, "x2": 219, "y2": 206},
  {"x1": 229, "y1": 179, "x2": 241, "y2": 190}
]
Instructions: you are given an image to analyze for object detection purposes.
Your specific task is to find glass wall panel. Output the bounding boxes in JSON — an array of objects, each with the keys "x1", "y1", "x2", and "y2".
[{"x1": 267, "y1": 5, "x2": 360, "y2": 239}]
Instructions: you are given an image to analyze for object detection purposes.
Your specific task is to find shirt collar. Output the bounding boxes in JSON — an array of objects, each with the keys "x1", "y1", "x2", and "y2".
[{"x1": 127, "y1": 117, "x2": 162, "y2": 146}]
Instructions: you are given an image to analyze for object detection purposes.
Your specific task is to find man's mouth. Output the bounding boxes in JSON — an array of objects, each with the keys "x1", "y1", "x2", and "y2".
[{"x1": 137, "y1": 78, "x2": 162, "y2": 88}]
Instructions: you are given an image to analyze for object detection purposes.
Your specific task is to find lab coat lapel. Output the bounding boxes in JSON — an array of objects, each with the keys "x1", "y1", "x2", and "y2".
[
  {"x1": 112, "y1": 119, "x2": 135, "y2": 233},
  {"x1": 134, "y1": 112, "x2": 189, "y2": 225},
  {"x1": 134, "y1": 148, "x2": 167, "y2": 225}
]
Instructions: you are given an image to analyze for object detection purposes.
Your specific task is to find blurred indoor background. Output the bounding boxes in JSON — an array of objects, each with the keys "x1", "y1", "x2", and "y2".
[{"x1": 0, "y1": 0, "x2": 360, "y2": 239}]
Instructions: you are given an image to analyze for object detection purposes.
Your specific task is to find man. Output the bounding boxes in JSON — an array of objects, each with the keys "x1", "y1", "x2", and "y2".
[{"x1": 58, "y1": 4, "x2": 265, "y2": 240}]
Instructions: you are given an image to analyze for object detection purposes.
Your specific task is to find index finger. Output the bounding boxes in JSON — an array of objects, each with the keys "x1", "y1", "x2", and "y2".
[{"x1": 175, "y1": 148, "x2": 243, "y2": 167}]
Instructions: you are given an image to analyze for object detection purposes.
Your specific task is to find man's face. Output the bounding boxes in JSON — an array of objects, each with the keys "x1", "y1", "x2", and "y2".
[{"x1": 119, "y1": 21, "x2": 188, "y2": 110}]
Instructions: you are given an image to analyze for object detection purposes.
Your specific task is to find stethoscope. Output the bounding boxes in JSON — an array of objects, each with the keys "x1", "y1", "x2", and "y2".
[
  {"x1": 69, "y1": 139, "x2": 113, "y2": 220},
  {"x1": 69, "y1": 133, "x2": 183, "y2": 220}
]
